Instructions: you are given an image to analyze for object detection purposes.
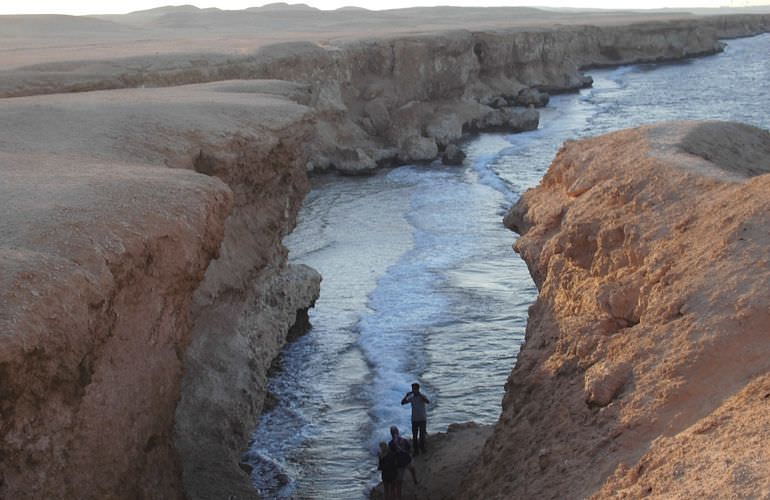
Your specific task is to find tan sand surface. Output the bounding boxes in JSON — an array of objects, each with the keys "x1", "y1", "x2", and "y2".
[{"x1": 0, "y1": 6, "x2": 695, "y2": 70}]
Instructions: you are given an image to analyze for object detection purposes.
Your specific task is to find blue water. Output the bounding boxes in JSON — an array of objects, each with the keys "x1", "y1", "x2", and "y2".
[{"x1": 248, "y1": 33, "x2": 770, "y2": 498}]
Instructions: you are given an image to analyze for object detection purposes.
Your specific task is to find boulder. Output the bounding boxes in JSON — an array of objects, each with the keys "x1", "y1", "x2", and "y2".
[
  {"x1": 472, "y1": 107, "x2": 540, "y2": 133},
  {"x1": 332, "y1": 147, "x2": 378, "y2": 174},
  {"x1": 502, "y1": 107, "x2": 540, "y2": 132},
  {"x1": 515, "y1": 87, "x2": 550, "y2": 108},
  {"x1": 426, "y1": 113, "x2": 463, "y2": 147},
  {"x1": 479, "y1": 94, "x2": 508, "y2": 109},
  {"x1": 398, "y1": 136, "x2": 439, "y2": 163},
  {"x1": 442, "y1": 143, "x2": 466, "y2": 166}
]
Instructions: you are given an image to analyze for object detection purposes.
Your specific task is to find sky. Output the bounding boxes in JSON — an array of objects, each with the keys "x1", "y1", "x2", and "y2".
[{"x1": 0, "y1": 0, "x2": 761, "y2": 16}]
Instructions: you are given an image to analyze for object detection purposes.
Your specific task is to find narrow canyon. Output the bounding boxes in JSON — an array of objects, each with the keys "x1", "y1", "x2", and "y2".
[{"x1": 1, "y1": 6, "x2": 769, "y2": 499}]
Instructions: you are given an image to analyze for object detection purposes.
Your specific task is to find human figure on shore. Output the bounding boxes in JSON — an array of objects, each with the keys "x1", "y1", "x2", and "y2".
[
  {"x1": 389, "y1": 425, "x2": 418, "y2": 499},
  {"x1": 401, "y1": 382, "x2": 430, "y2": 455},
  {"x1": 378, "y1": 441, "x2": 398, "y2": 500}
]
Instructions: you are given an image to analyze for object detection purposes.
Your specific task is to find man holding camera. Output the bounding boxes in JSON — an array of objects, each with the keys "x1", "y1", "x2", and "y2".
[{"x1": 401, "y1": 382, "x2": 430, "y2": 456}]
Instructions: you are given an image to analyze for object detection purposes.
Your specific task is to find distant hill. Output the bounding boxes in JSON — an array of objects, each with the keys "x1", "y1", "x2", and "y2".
[
  {"x1": 126, "y1": 4, "x2": 203, "y2": 15},
  {"x1": 95, "y1": 5, "x2": 222, "y2": 25},
  {"x1": 383, "y1": 6, "x2": 554, "y2": 18},
  {"x1": 247, "y1": 3, "x2": 320, "y2": 12},
  {"x1": 336, "y1": 6, "x2": 371, "y2": 11},
  {"x1": 0, "y1": 14, "x2": 135, "y2": 37}
]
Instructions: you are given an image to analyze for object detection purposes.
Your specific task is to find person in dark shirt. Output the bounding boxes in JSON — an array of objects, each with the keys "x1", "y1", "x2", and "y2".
[
  {"x1": 401, "y1": 383, "x2": 430, "y2": 455},
  {"x1": 388, "y1": 426, "x2": 418, "y2": 499},
  {"x1": 378, "y1": 441, "x2": 398, "y2": 500}
]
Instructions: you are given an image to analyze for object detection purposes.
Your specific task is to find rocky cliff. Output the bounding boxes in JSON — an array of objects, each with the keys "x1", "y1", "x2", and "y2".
[
  {"x1": 0, "y1": 154, "x2": 232, "y2": 499},
  {"x1": 0, "y1": 81, "x2": 321, "y2": 499},
  {"x1": 2, "y1": 7, "x2": 770, "y2": 500},
  {"x1": 4, "y1": 14, "x2": 770, "y2": 174},
  {"x1": 460, "y1": 121, "x2": 770, "y2": 499}
]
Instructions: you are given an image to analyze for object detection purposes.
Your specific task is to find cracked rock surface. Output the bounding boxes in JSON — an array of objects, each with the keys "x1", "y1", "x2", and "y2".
[{"x1": 463, "y1": 121, "x2": 770, "y2": 499}]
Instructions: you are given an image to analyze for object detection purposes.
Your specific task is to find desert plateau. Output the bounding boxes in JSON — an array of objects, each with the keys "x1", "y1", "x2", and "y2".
[{"x1": 1, "y1": 3, "x2": 769, "y2": 499}]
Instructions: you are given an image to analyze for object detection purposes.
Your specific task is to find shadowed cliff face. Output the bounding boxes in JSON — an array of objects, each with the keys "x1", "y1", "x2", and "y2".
[
  {"x1": 462, "y1": 121, "x2": 770, "y2": 499},
  {"x1": 0, "y1": 82, "x2": 321, "y2": 500},
  {"x1": 173, "y1": 135, "x2": 322, "y2": 500},
  {"x1": 0, "y1": 157, "x2": 232, "y2": 500}
]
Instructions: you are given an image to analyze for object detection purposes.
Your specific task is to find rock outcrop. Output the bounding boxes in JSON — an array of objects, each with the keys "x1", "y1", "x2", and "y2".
[
  {"x1": 0, "y1": 154, "x2": 232, "y2": 499},
  {"x1": 461, "y1": 121, "x2": 770, "y2": 499},
  {"x1": 0, "y1": 81, "x2": 321, "y2": 499},
  {"x1": 3, "y1": 12, "x2": 770, "y2": 172}
]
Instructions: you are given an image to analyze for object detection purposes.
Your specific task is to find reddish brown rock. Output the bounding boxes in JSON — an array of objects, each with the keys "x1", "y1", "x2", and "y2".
[
  {"x1": 0, "y1": 154, "x2": 232, "y2": 499},
  {"x1": 0, "y1": 81, "x2": 320, "y2": 500},
  {"x1": 462, "y1": 121, "x2": 770, "y2": 499}
]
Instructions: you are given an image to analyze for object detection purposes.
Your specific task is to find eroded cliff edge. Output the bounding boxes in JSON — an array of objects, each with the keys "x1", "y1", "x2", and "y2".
[
  {"x1": 0, "y1": 154, "x2": 232, "y2": 498},
  {"x1": 460, "y1": 121, "x2": 770, "y2": 499},
  {"x1": 0, "y1": 82, "x2": 322, "y2": 499},
  {"x1": 4, "y1": 14, "x2": 770, "y2": 175}
]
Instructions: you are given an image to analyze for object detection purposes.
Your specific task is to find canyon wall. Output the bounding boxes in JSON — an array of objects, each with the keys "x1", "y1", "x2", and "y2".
[
  {"x1": 0, "y1": 154, "x2": 232, "y2": 499},
  {"x1": 1, "y1": 9, "x2": 770, "y2": 500},
  {"x1": 189, "y1": 14, "x2": 769, "y2": 174},
  {"x1": 460, "y1": 121, "x2": 770, "y2": 499},
  {"x1": 3, "y1": 14, "x2": 770, "y2": 175},
  {"x1": 211, "y1": 14, "x2": 770, "y2": 172},
  {"x1": 0, "y1": 81, "x2": 321, "y2": 499}
]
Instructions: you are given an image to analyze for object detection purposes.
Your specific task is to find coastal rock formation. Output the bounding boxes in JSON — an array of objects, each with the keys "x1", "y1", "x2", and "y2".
[
  {"x1": 2, "y1": 6, "x2": 770, "y2": 500},
  {"x1": 198, "y1": 15, "x2": 767, "y2": 171},
  {"x1": 515, "y1": 88, "x2": 550, "y2": 108},
  {"x1": 0, "y1": 81, "x2": 321, "y2": 499},
  {"x1": 3, "y1": 11, "x2": 770, "y2": 171},
  {"x1": 176, "y1": 264, "x2": 320, "y2": 500},
  {"x1": 461, "y1": 121, "x2": 770, "y2": 499},
  {"x1": 0, "y1": 154, "x2": 232, "y2": 499}
]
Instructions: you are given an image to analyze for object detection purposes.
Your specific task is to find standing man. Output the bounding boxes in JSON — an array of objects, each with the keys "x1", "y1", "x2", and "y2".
[{"x1": 401, "y1": 382, "x2": 430, "y2": 456}]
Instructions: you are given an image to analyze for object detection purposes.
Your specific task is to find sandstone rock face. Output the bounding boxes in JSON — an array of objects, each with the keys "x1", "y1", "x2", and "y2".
[
  {"x1": 0, "y1": 155, "x2": 232, "y2": 499},
  {"x1": 3, "y1": 13, "x2": 769, "y2": 171},
  {"x1": 175, "y1": 264, "x2": 320, "y2": 500},
  {"x1": 259, "y1": 16, "x2": 768, "y2": 169},
  {"x1": 0, "y1": 81, "x2": 321, "y2": 499},
  {"x1": 462, "y1": 121, "x2": 770, "y2": 499}
]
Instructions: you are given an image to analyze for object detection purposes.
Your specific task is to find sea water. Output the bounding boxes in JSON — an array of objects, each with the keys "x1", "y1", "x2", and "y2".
[{"x1": 247, "y1": 33, "x2": 770, "y2": 498}]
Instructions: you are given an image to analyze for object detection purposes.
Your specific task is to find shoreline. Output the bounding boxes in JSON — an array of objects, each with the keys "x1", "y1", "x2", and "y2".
[{"x1": 1, "y1": 8, "x2": 770, "y2": 499}]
